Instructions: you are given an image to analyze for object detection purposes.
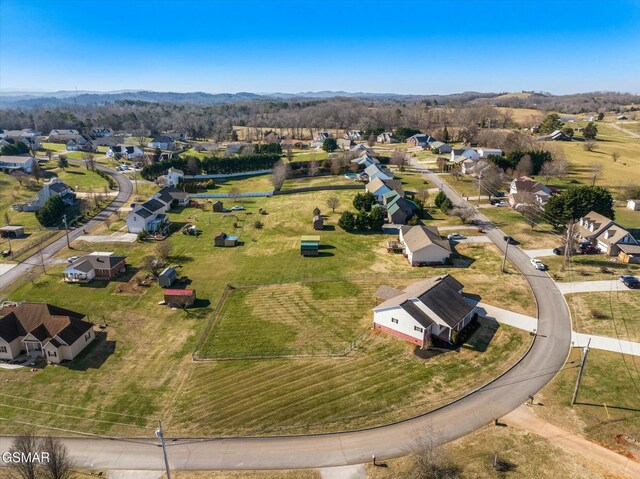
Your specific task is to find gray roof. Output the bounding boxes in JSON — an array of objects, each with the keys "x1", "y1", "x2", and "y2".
[
  {"x1": 0, "y1": 155, "x2": 34, "y2": 164},
  {"x1": 140, "y1": 198, "x2": 165, "y2": 212},
  {"x1": 151, "y1": 135, "x2": 174, "y2": 143},
  {"x1": 66, "y1": 254, "x2": 126, "y2": 272}
]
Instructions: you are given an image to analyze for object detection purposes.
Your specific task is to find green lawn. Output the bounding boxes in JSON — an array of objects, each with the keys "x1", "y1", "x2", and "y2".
[
  {"x1": 537, "y1": 349, "x2": 640, "y2": 455},
  {"x1": 394, "y1": 171, "x2": 433, "y2": 193},
  {"x1": 613, "y1": 205, "x2": 640, "y2": 230},
  {"x1": 201, "y1": 174, "x2": 274, "y2": 194},
  {"x1": 0, "y1": 178, "x2": 534, "y2": 437},
  {"x1": 287, "y1": 149, "x2": 330, "y2": 163},
  {"x1": 481, "y1": 207, "x2": 560, "y2": 249},
  {"x1": 43, "y1": 162, "x2": 109, "y2": 192},
  {"x1": 280, "y1": 175, "x2": 355, "y2": 191},
  {"x1": 566, "y1": 291, "x2": 640, "y2": 342}
]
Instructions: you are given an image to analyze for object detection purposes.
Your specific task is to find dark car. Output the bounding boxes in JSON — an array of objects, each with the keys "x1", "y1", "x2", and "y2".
[
  {"x1": 503, "y1": 235, "x2": 516, "y2": 244},
  {"x1": 553, "y1": 247, "x2": 564, "y2": 255},
  {"x1": 490, "y1": 199, "x2": 501, "y2": 205},
  {"x1": 493, "y1": 191, "x2": 506, "y2": 198},
  {"x1": 579, "y1": 244, "x2": 599, "y2": 254},
  {"x1": 620, "y1": 275, "x2": 640, "y2": 289}
]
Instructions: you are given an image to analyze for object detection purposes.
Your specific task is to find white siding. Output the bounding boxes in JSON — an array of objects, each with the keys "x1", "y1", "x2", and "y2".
[
  {"x1": 373, "y1": 307, "x2": 430, "y2": 341},
  {"x1": 0, "y1": 337, "x2": 22, "y2": 360},
  {"x1": 407, "y1": 244, "x2": 450, "y2": 265}
]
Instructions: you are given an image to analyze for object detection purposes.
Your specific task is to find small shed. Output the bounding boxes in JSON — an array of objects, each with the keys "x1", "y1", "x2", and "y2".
[
  {"x1": 301, "y1": 235, "x2": 320, "y2": 257},
  {"x1": 0, "y1": 225, "x2": 25, "y2": 238},
  {"x1": 627, "y1": 199, "x2": 640, "y2": 211},
  {"x1": 212, "y1": 201, "x2": 224, "y2": 212},
  {"x1": 225, "y1": 235, "x2": 238, "y2": 247},
  {"x1": 313, "y1": 215, "x2": 324, "y2": 230},
  {"x1": 164, "y1": 289, "x2": 196, "y2": 307},
  {"x1": 158, "y1": 267, "x2": 177, "y2": 288},
  {"x1": 214, "y1": 232, "x2": 227, "y2": 247}
]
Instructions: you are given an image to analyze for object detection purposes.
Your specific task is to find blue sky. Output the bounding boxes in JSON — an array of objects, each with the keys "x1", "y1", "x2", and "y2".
[{"x1": 1, "y1": 0, "x2": 639, "y2": 94}]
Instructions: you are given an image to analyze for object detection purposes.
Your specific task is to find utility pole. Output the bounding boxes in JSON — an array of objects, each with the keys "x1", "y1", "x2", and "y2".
[
  {"x1": 156, "y1": 420, "x2": 171, "y2": 479},
  {"x1": 133, "y1": 170, "x2": 139, "y2": 195},
  {"x1": 477, "y1": 172, "x2": 482, "y2": 206},
  {"x1": 501, "y1": 239, "x2": 510, "y2": 273},
  {"x1": 38, "y1": 242, "x2": 46, "y2": 274},
  {"x1": 571, "y1": 338, "x2": 591, "y2": 405},
  {"x1": 62, "y1": 214, "x2": 71, "y2": 250},
  {"x1": 564, "y1": 221, "x2": 575, "y2": 267}
]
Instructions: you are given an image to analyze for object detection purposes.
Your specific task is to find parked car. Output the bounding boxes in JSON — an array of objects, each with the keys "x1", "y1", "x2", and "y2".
[
  {"x1": 447, "y1": 233, "x2": 466, "y2": 240},
  {"x1": 620, "y1": 275, "x2": 640, "y2": 289},
  {"x1": 67, "y1": 256, "x2": 80, "y2": 263},
  {"x1": 578, "y1": 243, "x2": 599, "y2": 254},
  {"x1": 553, "y1": 247, "x2": 564, "y2": 255},
  {"x1": 530, "y1": 258, "x2": 548, "y2": 271},
  {"x1": 231, "y1": 205, "x2": 245, "y2": 211},
  {"x1": 493, "y1": 191, "x2": 506, "y2": 198},
  {"x1": 503, "y1": 236, "x2": 516, "y2": 244},
  {"x1": 490, "y1": 199, "x2": 501, "y2": 205}
]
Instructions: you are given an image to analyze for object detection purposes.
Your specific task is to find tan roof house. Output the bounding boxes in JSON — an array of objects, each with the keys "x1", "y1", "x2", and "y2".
[{"x1": 399, "y1": 225, "x2": 451, "y2": 266}]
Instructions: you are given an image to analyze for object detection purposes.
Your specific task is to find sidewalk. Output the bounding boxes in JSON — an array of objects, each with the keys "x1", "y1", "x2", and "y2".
[
  {"x1": 504, "y1": 405, "x2": 640, "y2": 478},
  {"x1": 523, "y1": 248, "x2": 557, "y2": 258},
  {"x1": 465, "y1": 299, "x2": 537, "y2": 332},
  {"x1": 572, "y1": 332, "x2": 640, "y2": 356}
]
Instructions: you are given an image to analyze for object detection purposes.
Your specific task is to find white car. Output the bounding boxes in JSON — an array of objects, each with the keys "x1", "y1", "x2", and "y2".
[
  {"x1": 447, "y1": 233, "x2": 466, "y2": 240},
  {"x1": 231, "y1": 205, "x2": 245, "y2": 211},
  {"x1": 67, "y1": 256, "x2": 80, "y2": 263},
  {"x1": 530, "y1": 258, "x2": 547, "y2": 271}
]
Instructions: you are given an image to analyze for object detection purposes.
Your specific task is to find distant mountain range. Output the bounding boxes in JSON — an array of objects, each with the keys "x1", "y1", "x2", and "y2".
[{"x1": 0, "y1": 89, "x2": 457, "y2": 108}]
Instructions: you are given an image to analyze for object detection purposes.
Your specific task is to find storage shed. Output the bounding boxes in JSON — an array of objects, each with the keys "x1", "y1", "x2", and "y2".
[
  {"x1": 214, "y1": 232, "x2": 228, "y2": 247},
  {"x1": 225, "y1": 235, "x2": 238, "y2": 247},
  {"x1": 627, "y1": 199, "x2": 640, "y2": 211},
  {"x1": 164, "y1": 289, "x2": 196, "y2": 307},
  {"x1": 0, "y1": 225, "x2": 25, "y2": 238},
  {"x1": 300, "y1": 235, "x2": 320, "y2": 257},
  {"x1": 158, "y1": 267, "x2": 177, "y2": 288},
  {"x1": 212, "y1": 201, "x2": 224, "y2": 212},
  {"x1": 618, "y1": 244, "x2": 640, "y2": 264},
  {"x1": 313, "y1": 215, "x2": 324, "y2": 230}
]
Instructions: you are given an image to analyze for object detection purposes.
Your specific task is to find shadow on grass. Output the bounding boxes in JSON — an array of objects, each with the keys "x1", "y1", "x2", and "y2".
[
  {"x1": 78, "y1": 279, "x2": 110, "y2": 289},
  {"x1": 318, "y1": 244, "x2": 336, "y2": 250},
  {"x1": 321, "y1": 225, "x2": 336, "y2": 231},
  {"x1": 60, "y1": 331, "x2": 115, "y2": 371},
  {"x1": 461, "y1": 317, "x2": 495, "y2": 353}
]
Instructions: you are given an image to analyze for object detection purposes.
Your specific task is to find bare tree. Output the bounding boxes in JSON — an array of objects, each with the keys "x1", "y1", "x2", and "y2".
[
  {"x1": 4, "y1": 210, "x2": 10, "y2": 225},
  {"x1": 330, "y1": 157, "x2": 341, "y2": 175},
  {"x1": 539, "y1": 161, "x2": 555, "y2": 184},
  {"x1": 611, "y1": 151, "x2": 620, "y2": 163},
  {"x1": 8, "y1": 432, "x2": 40, "y2": 479},
  {"x1": 514, "y1": 154, "x2": 533, "y2": 177},
  {"x1": 449, "y1": 206, "x2": 475, "y2": 224},
  {"x1": 12, "y1": 170, "x2": 28, "y2": 186},
  {"x1": 82, "y1": 152, "x2": 95, "y2": 171},
  {"x1": 269, "y1": 159, "x2": 288, "y2": 190},
  {"x1": 552, "y1": 157, "x2": 570, "y2": 181},
  {"x1": 390, "y1": 150, "x2": 407, "y2": 171},
  {"x1": 514, "y1": 192, "x2": 541, "y2": 229},
  {"x1": 411, "y1": 431, "x2": 460, "y2": 479},
  {"x1": 186, "y1": 156, "x2": 199, "y2": 175},
  {"x1": 31, "y1": 161, "x2": 42, "y2": 183},
  {"x1": 326, "y1": 196, "x2": 340, "y2": 213},
  {"x1": 229, "y1": 187, "x2": 241, "y2": 203},
  {"x1": 155, "y1": 240, "x2": 173, "y2": 261},
  {"x1": 40, "y1": 436, "x2": 76, "y2": 479},
  {"x1": 588, "y1": 161, "x2": 603, "y2": 186},
  {"x1": 583, "y1": 139, "x2": 597, "y2": 152},
  {"x1": 133, "y1": 129, "x2": 149, "y2": 151},
  {"x1": 416, "y1": 189, "x2": 430, "y2": 207},
  {"x1": 308, "y1": 160, "x2": 320, "y2": 178}
]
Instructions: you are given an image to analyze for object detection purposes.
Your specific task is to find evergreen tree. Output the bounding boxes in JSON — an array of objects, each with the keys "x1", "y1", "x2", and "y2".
[
  {"x1": 544, "y1": 185, "x2": 614, "y2": 226},
  {"x1": 539, "y1": 113, "x2": 564, "y2": 134},
  {"x1": 35, "y1": 196, "x2": 65, "y2": 227},
  {"x1": 368, "y1": 207, "x2": 386, "y2": 231},
  {"x1": 434, "y1": 191, "x2": 448, "y2": 208},
  {"x1": 338, "y1": 210, "x2": 356, "y2": 231},
  {"x1": 353, "y1": 192, "x2": 376, "y2": 212},
  {"x1": 442, "y1": 125, "x2": 450, "y2": 143},
  {"x1": 583, "y1": 122, "x2": 598, "y2": 140},
  {"x1": 440, "y1": 197, "x2": 453, "y2": 214},
  {"x1": 355, "y1": 210, "x2": 370, "y2": 230},
  {"x1": 322, "y1": 138, "x2": 338, "y2": 152}
]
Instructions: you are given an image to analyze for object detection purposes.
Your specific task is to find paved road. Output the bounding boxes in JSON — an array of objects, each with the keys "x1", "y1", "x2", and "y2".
[
  {"x1": 0, "y1": 164, "x2": 573, "y2": 471},
  {"x1": 0, "y1": 163, "x2": 132, "y2": 290}
]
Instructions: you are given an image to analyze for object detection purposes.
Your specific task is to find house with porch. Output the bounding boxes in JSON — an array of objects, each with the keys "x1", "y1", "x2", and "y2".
[
  {"x1": 63, "y1": 252, "x2": 127, "y2": 283},
  {"x1": 373, "y1": 275, "x2": 476, "y2": 346},
  {"x1": 399, "y1": 225, "x2": 451, "y2": 266},
  {"x1": 508, "y1": 176, "x2": 552, "y2": 209},
  {"x1": 148, "y1": 135, "x2": 175, "y2": 150},
  {"x1": 0, "y1": 155, "x2": 35, "y2": 173},
  {"x1": 107, "y1": 145, "x2": 144, "y2": 160},
  {"x1": 0, "y1": 302, "x2": 95, "y2": 364}
]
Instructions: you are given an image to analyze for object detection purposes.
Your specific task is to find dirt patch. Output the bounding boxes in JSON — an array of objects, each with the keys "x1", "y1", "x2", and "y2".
[{"x1": 114, "y1": 273, "x2": 153, "y2": 295}]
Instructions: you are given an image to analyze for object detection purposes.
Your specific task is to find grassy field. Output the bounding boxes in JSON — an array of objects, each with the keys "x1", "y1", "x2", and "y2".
[
  {"x1": 613, "y1": 205, "x2": 640, "y2": 229},
  {"x1": 280, "y1": 174, "x2": 355, "y2": 190},
  {"x1": 481, "y1": 207, "x2": 560, "y2": 249},
  {"x1": 536, "y1": 349, "x2": 640, "y2": 456},
  {"x1": 566, "y1": 291, "x2": 640, "y2": 341},
  {"x1": 544, "y1": 254, "x2": 640, "y2": 282},
  {"x1": 0, "y1": 177, "x2": 534, "y2": 437},
  {"x1": 42, "y1": 161, "x2": 109, "y2": 192},
  {"x1": 288, "y1": 149, "x2": 330, "y2": 163},
  {"x1": 203, "y1": 174, "x2": 273, "y2": 194},
  {"x1": 393, "y1": 171, "x2": 433, "y2": 193}
]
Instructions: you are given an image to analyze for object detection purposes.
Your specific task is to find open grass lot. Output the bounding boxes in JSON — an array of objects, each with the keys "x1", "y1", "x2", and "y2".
[
  {"x1": 200, "y1": 281, "x2": 375, "y2": 358},
  {"x1": 42, "y1": 161, "x2": 109, "y2": 192},
  {"x1": 566, "y1": 291, "x2": 640, "y2": 342},
  {"x1": 202, "y1": 174, "x2": 273, "y2": 194},
  {"x1": 281, "y1": 174, "x2": 355, "y2": 190},
  {"x1": 613, "y1": 205, "x2": 640, "y2": 230},
  {"x1": 393, "y1": 171, "x2": 432, "y2": 193},
  {"x1": 481, "y1": 207, "x2": 560, "y2": 249},
  {"x1": 544, "y1": 254, "x2": 640, "y2": 282},
  {"x1": 288, "y1": 149, "x2": 330, "y2": 162},
  {"x1": 0, "y1": 178, "x2": 533, "y2": 437},
  {"x1": 537, "y1": 349, "x2": 640, "y2": 456}
]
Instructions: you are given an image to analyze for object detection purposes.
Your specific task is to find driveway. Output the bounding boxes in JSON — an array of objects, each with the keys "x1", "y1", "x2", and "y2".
[
  {"x1": 523, "y1": 248, "x2": 556, "y2": 258},
  {"x1": 556, "y1": 279, "x2": 639, "y2": 294}
]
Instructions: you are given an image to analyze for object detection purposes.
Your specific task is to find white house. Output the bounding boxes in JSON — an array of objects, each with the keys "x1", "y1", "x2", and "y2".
[
  {"x1": 313, "y1": 132, "x2": 331, "y2": 142},
  {"x1": 508, "y1": 176, "x2": 552, "y2": 209},
  {"x1": 148, "y1": 135, "x2": 175, "y2": 150},
  {"x1": 107, "y1": 145, "x2": 143, "y2": 160},
  {"x1": 90, "y1": 127, "x2": 114, "y2": 138},
  {"x1": 1, "y1": 129, "x2": 41, "y2": 149},
  {"x1": 373, "y1": 275, "x2": 476, "y2": 346},
  {"x1": 66, "y1": 134, "x2": 95, "y2": 152},
  {"x1": 450, "y1": 148, "x2": 479, "y2": 162},
  {"x1": 125, "y1": 187, "x2": 188, "y2": 234},
  {"x1": 627, "y1": 199, "x2": 640, "y2": 211},
  {"x1": 0, "y1": 155, "x2": 35, "y2": 173},
  {"x1": 351, "y1": 154, "x2": 380, "y2": 168},
  {"x1": 162, "y1": 167, "x2": 184, "y2": 187},
  {"x1": 399, "y1": 225, "x2": 451, "y2": 266},
  {"x1": 477, "y1": 148, "x2": 503, "y2": 158},
  {"x1": 0, "y1": 302, "x2": 95, "y2": 364}
]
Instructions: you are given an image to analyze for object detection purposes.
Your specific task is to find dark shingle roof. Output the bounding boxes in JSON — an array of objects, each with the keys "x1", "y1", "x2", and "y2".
[{"x1": 140, "y1": 198, "x2": 165, "y2": 212}]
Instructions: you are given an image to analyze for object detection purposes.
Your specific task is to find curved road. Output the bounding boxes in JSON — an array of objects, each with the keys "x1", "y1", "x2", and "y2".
[
  {"x1": 0, "y1": 163, "x2": 132, "y2": 290},
  {"x1": 0, "y1": 165, "x2": 573, "y2": 471}
]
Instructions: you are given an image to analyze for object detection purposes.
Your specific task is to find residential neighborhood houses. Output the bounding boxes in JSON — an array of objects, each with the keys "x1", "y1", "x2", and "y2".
[
  {"x1": 575, "y1": 211, "x2": 639, "y2": 257},
  {"x1": 12, "y1": 177, "x2": 75, "y2": 212},
  {"x1": 0, "y1": 154, "x2": 35, "y2": 173},
  {"x1": 63, "y1": 252, "x2": 127, "y2": 283},
  {"x1": 107, "y1": 144, "x2": 144, "y2": 160},
  {"x1": 126, "y1": 186, "x2": 190, "y2": 235},
  {"x1": 508, "y1": 176, "x2": 552, "y2": 209}
]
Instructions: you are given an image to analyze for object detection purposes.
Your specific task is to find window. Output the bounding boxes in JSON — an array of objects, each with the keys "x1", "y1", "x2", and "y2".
[
  {"x1": 391, "y1": 318, "x2": 399, "y2": 324},
  {"x1": 47, "y1": 350, "x2": 57, "y2": 357},
  {"x1": 414, "y1": 326, "x2": 423, "y2": 333},
  {"x1": 0, "y1": 346, "x2": 7, "y2": 353}
]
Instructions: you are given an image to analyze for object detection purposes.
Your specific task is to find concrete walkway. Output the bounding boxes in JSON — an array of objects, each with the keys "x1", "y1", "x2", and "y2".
[
  {"x1": 438, "y1": 225, "x2": 480, "y2": 231},
  {"x1": 523, "y1": 248, "x2": 557, "y2": 258},
  {"x1": 572, "y1": 332, "x2": 640, "y2": 356},
  {"x1": 0, "y1": 263, "x2": 18, "y2": 276},
  {"x1": 504, "y1": 406, "x2": 640, "y2": 478},
  {"x1": 320, "y1": 464, "x2": 366, "y2": 479},
  {"x1": 467, "y1": 300, "x2": 537, "y2": 332},
  {"x1": 454, "y1": 235, "x2": 492, "y2": 244},
  {"x1": 76, "y1": 233, "x2": 138, "y2": 243},
  {"x1": 557, "y1": 279, "x2": 639, "y2": 294}
]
